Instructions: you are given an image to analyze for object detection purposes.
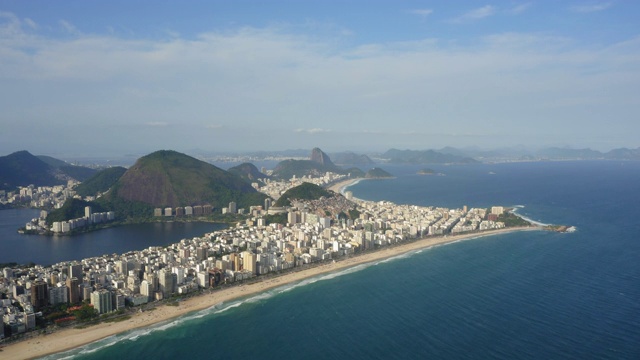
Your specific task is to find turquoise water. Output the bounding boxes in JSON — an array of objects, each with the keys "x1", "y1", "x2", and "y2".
[{"x1": 44, "y1": 161, "x2": 640, "y2": 359}]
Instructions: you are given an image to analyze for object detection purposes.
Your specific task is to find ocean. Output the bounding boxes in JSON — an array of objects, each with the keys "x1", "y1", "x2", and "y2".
[{"x1": 43, "y1": 161, "x2": 640, "y2": 359}]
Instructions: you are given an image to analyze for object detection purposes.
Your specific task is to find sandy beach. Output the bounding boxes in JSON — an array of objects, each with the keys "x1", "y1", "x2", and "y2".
[
  {"x1": 327, "y1": 177, "x2": 364, "y2": 194},
  {"x1": 1, "y1": 226, "x2": 540, "y2": 359}
]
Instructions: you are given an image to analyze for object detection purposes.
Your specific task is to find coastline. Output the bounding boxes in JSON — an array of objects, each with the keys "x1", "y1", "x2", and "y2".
[
  {"x1": 1, "y1": 226, "x2": 541, "y2": 359},
  {"x1": 327, "y1": 177, "x2": 365, "y2": 194}
]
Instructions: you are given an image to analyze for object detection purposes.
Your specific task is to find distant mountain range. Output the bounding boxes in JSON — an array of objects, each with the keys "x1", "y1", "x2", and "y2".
[
  {"x1": 380, "y1": 149, "x2": 479, "y2": 165},
  {"x1": 435, "y1": 146, "x2": 640, "y2": 161},
  {"x1": 0, "y1": 151, "x2": 97, "y2": 191}
]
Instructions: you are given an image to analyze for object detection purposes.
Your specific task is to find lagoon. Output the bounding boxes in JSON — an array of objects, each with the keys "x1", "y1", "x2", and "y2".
[{"x1": 0, "y1": 208, "x2": 225, "y2": 266}]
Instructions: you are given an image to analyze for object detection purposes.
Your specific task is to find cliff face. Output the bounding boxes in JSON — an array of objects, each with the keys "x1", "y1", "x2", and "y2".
[{"x1": 310, "y1": 148, "x2": 335, "y2": 167}]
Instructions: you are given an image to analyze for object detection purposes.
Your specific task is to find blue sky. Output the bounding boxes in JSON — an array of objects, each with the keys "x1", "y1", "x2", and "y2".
[{"x1": 1, "y1": 1, "x2": 639, "y2": 156}]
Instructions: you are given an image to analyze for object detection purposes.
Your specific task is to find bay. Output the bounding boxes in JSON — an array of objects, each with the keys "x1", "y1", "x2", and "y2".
[{"x1": 0, "y1": 209, "x2": 226, "y2": 266}]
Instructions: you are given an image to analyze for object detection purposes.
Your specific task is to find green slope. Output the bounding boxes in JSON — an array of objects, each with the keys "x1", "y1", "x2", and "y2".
[
  {"x1": 274, "y1": 182, "x2": 334, "y2": 207},
  {"x1": 75, "y1": 167, "x2": 127, "y2": 197},
  {"x1": 108, "y1": 150, "x2": 267, "y2": 210}
]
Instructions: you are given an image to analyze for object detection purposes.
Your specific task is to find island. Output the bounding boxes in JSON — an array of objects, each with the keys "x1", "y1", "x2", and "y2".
[{"x1": 417, "y1": 168, "x2": 445, "y2": 176}]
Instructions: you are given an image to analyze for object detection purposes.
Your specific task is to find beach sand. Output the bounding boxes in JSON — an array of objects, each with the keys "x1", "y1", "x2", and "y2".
[
  {"x1": 1, "y1": 226, "x2": 539, "y2": 359},
  {"x1": 327, "y1": 177, "x2": 363, "y2": 194}
]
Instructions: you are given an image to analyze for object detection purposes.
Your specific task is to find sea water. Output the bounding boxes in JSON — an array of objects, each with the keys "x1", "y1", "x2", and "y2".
[{"x1": 44, "y1": 161, "x2": 640, "y2": 359}]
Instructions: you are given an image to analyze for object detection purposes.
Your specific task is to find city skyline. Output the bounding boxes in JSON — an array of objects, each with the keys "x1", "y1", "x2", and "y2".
[{"x1": 1, "y1": 1, "x2": 639, "y2": 156}]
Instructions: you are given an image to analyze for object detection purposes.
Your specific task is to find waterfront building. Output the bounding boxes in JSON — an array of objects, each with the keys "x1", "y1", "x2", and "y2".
[
  {"x1": 48, "y1": 285, "x2": 68, "y2": 306},
  {"x1": 90, "y1": 289, "x2": 114, "y2": 314},
  {"x1": 159, "y1": 268, "x2": 175, "y2": 298},
  {"x1": 242, "y1": 251, "x2": 257, "y2": 275},
  {"x1": 30, "y1": 280, "x2": 48, "y2": 310},
  {"x1": 164, "y1": 207, "x2": 172, "y2": 217},
  {"x1": 66, "y1": 277, "x2": 80, "y2": 304}
]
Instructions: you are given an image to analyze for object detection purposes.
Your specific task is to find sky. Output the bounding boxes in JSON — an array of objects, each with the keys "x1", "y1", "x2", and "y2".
[{"x1": 0, "y1": 1, "x2": 639, "y2": 157}]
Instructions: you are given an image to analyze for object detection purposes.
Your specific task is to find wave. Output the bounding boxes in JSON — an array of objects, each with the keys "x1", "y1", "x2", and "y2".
[{"x1": 510, "y1": 205, "x2": 550, "y2": 227}]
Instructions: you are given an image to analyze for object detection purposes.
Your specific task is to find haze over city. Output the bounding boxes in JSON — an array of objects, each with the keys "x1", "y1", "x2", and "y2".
[{"x1": 1, "y1": 1, "x2": 639, "y2": 157}]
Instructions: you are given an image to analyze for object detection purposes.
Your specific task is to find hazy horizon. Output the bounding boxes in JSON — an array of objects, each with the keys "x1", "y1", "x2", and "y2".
[{"x1": 1, "y1": 1, "x2": 639, "y2": 156}]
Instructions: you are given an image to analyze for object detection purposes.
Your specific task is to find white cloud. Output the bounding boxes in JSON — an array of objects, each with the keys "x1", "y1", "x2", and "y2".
[
  {"x1": 59, "y1": 19, "x2": 78, "y2": 34},
  {"x1": 451, "y1": 5, "x2": 496, "y2": 23},
  {"x1": 409, "y1": 9, "x2": 434, "y2": 17},
  {"x1": 507, "y1": 3, "x2": 532, "y2": 15},
  {"x1": 23, "y1": 18, "x2": 37, "y2": 30},
  {"x1": 570, "y1": 2, "x2": 613, "y2": 13},
  {"x1": 0, "y1": 17, "x2": 637, "y2": 152},
  {"x1": 295, "y1": 128, "x2": 332, "y2": 134},
  {"x1": 145, "y1": 122, "x2": 169, "y2": 127}
]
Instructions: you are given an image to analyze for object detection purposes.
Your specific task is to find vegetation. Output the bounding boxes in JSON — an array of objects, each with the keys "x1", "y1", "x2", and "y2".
[
  {"x1": 274, "y1": 182, "x2": 333, "y2": 207},
  {"x1": 46, "y1": 199, "x2": 108, "y2": 225},
  {"x1": 344, "y1": 167, "x2": 365, "y2": 178},
  {"x1": 71, "y1": 303, "x2": 99, "y2": 322},
  {"x1": 110, "y1": 150, "x2": 267, "y2": 209},
  {"x1": 0, "y1": 150, "x2": 63, "y2": 190},
  {"x1": 365, "y1": 167, "x2": 393, "y2": 178},
  {"x1": 264, "y1": 213, "x2": 288, "y2": 225},
  {"x1": 348, "y1": 209, "x2": 361, "y2": 219},
  {"x1": 227, "y1": 163, "x2": 268, "y2": 185},
  {"x1": 74, "y1": 166, "x2": 126, "y2": 197},
  {"x1": 417, "y1": 168, "x2": 436, "y2": 175},
  {"x1": 498, "y1": 211, "x2": 532, "y2": 227},
  {"x1": 58, "y1": 165, "x2": 97, "y2": 182}
]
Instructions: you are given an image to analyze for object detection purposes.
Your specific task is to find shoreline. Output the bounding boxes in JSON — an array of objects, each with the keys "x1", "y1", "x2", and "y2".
[
  {"x1": 327, "y1": 177, "x2": 365, "y2": 194},
  {"x1": 1, "y1": 226, "x2": 541, "y2": 359}
]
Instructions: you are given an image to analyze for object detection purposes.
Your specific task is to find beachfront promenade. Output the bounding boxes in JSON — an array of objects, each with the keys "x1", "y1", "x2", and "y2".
[{"x1": 1, "y1": 176, "x2": 533, "y2": 359}]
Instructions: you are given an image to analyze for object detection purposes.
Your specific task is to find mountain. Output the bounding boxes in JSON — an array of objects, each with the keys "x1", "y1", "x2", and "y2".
[
  {"x1": 227, "y1": 163, "x2": 269, "y2": 184},
  {"x1": 0, "y1": 151, "x2": 64, "y2": 190},
  {"x1": 75, "y1": 166, "x2": 127, "y2": 197},
  {"x1": 37, "y1": 155, "x2": 69, "y2": 168},
  {"x1": 536, "y1": 147, "x2": 603, "y2": 160},
  {"x1": 330, "y1": 152, "x2": 375, "y2": 166},
  {"x1": 310, "y1": 147, "x2": 335, "y2": 167},
  {"x1": 272, "y1": 148, "x2": 348, "y2": 179},
  {"x1": 605, "y1": 147, "x2": 640, "y2": 160},
  {"x1": 382, "y1": 149, "x2": 479, "y2": 164},
  {"x1": 104, "y1": 150, "x2": 267, "y2": 210},
  {"x1": 274, "y1": 182, "x2": 334, "y2": 207},
  {"x1": 365, "y1": 167, "x2": 393, "y2": 178},
  {"x1": 37, "y1": 155, "x2": 98, "y2": 181}
]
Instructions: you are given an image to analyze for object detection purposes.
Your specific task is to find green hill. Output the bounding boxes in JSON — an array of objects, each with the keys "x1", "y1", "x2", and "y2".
[
  {"x1": 46, "y1": 199, "x2": 107, "y2": 225},
  {"x1": 0, "y1": 151, "x2": 64, "y2": 190},
  {"x1": 75, "y1": 166, "x2": 127, "y2": 197},
  {"x1": 227, "y1": 163, "x2": 268, "y2": 185},
  {"x1": 365, "y1": 167, "x2": 393, "y2": 178},
  {"x1": 104, "y1": 150, "x2": 267, "y2": 211},
  {"x1": 274, "y1": 182, "x2": 334, "y2": 207},
  {"x1": 37, "y1": 155, "x2": 98, "y2": 181}
]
